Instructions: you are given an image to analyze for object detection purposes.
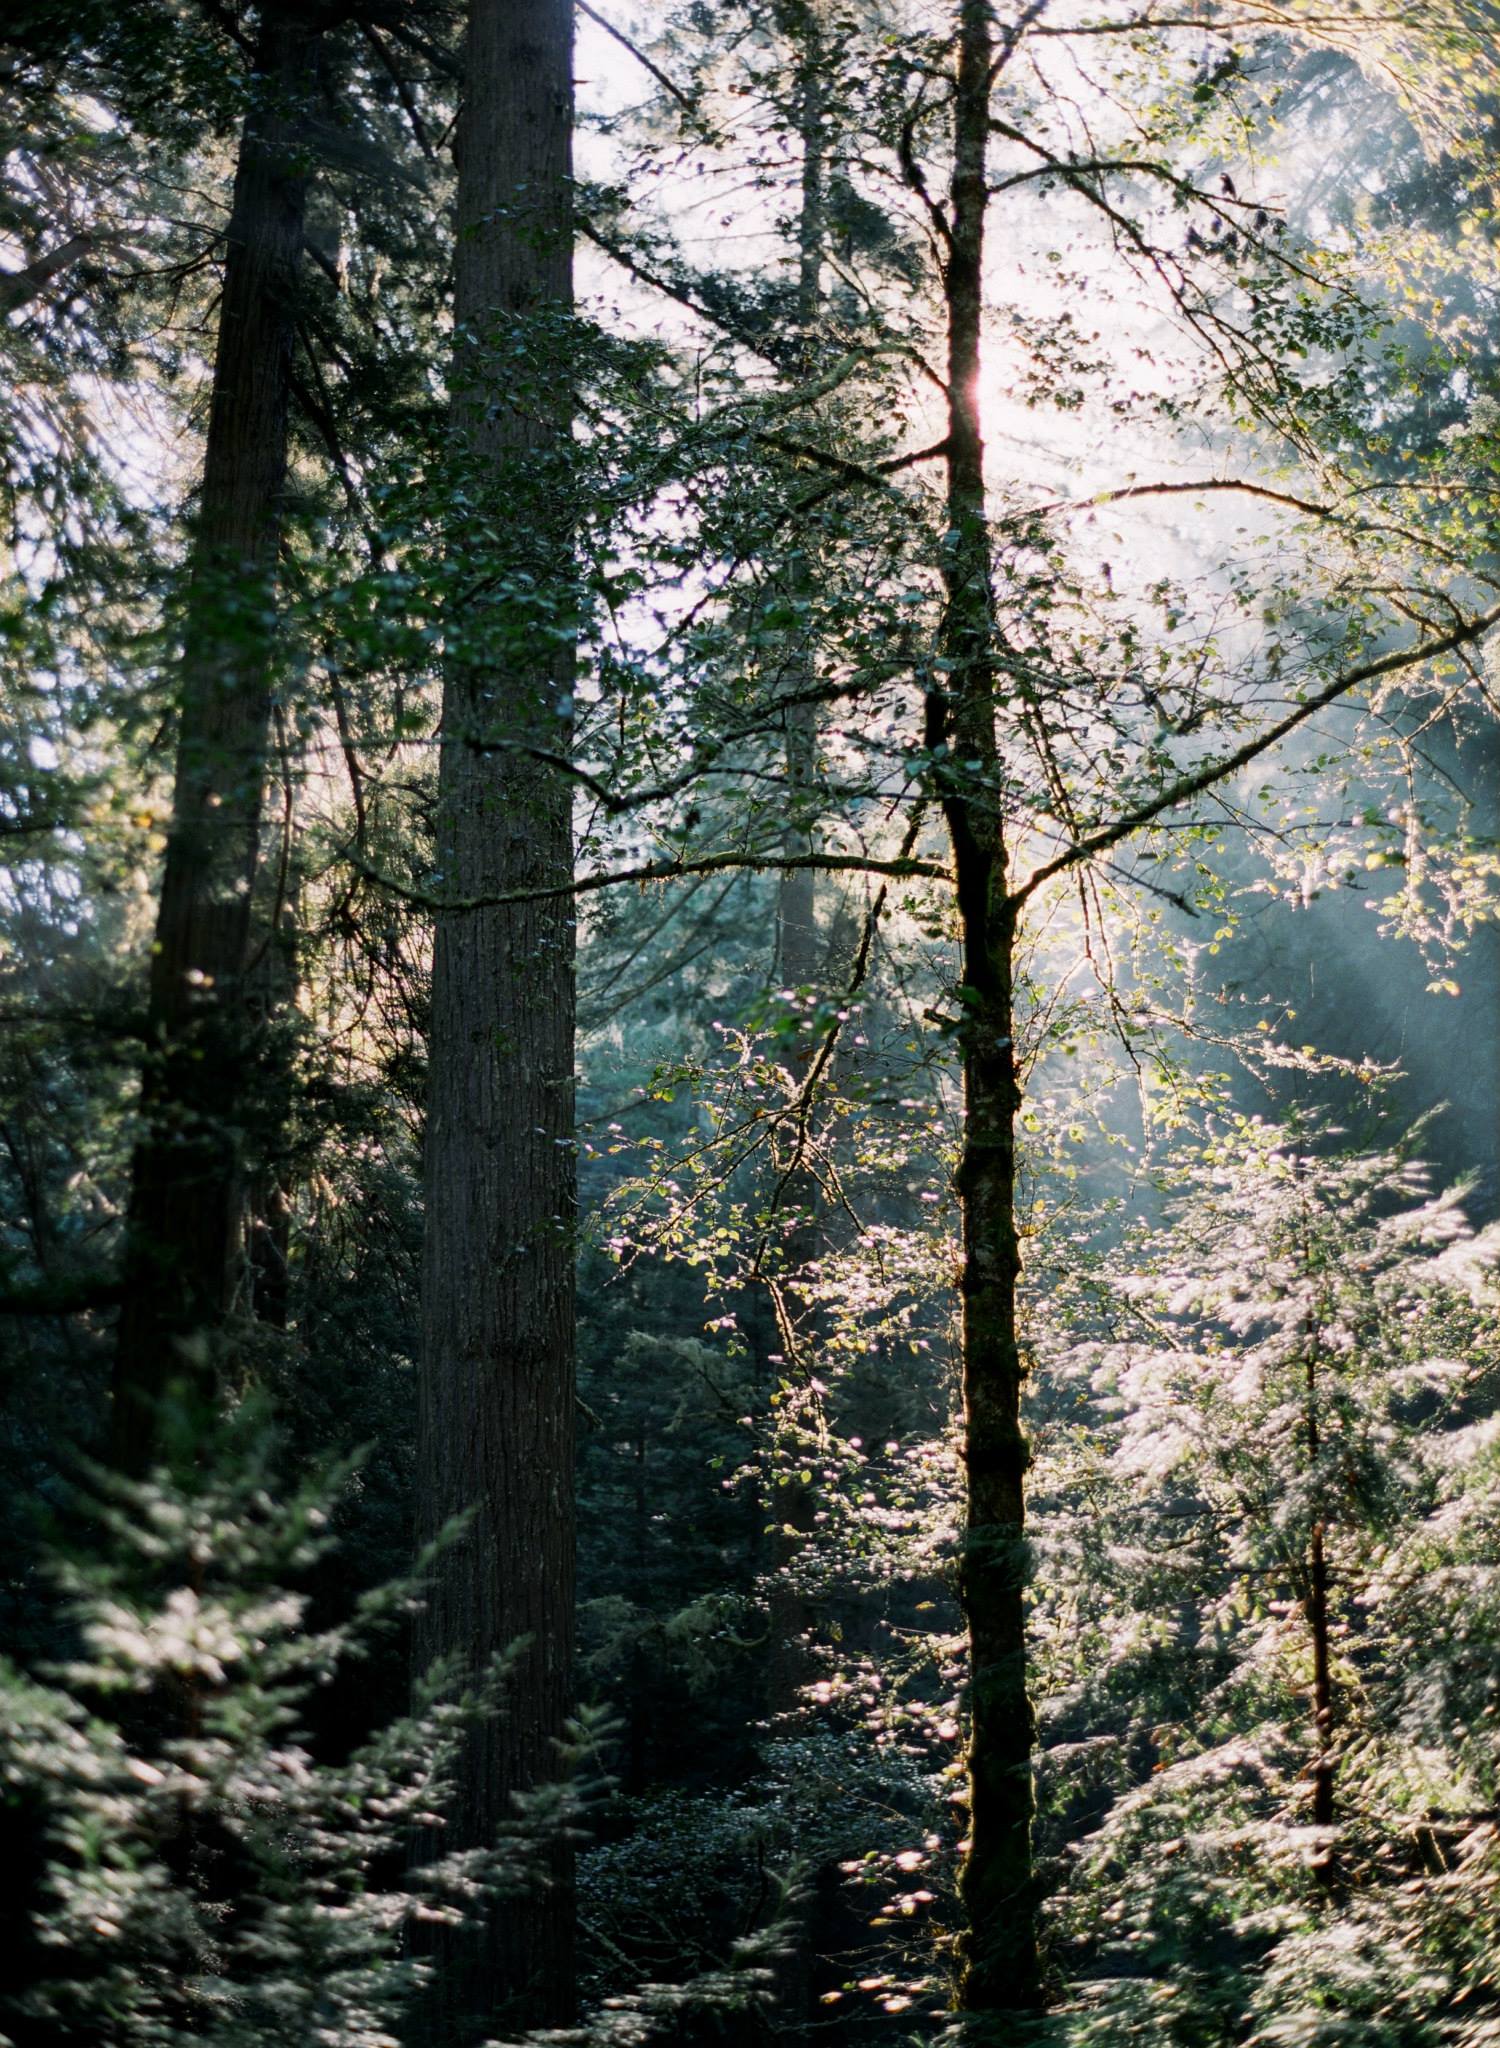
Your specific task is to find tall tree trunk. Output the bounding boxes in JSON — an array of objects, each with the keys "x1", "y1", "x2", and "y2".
[
  {"x1": 771, "y1": 0, "x2": 826, "y2": 1002},
  {"x1": 413, "y1": 0, "x2": 577, "y2": 2032},
  {"x1": 933, "y1": 0, "x2": 1041, "y2": 2010},
  {"x1": 110, "y1": 10, "x2": 318, "y2": 1472},
  {"x1": 772, "y1": 0, "x2": 828, "y2": 1009},
  {"x1": 765, "y1": 2, "x2": 827, "y2": 1734}
]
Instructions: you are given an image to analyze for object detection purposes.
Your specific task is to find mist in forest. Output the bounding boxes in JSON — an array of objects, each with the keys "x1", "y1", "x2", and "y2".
[{"x1": 5, "y1": 2, "x2": 1500, "y2": 2044}]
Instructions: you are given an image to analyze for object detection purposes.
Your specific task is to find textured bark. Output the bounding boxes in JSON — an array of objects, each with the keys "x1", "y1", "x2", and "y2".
[
  {"x1": 240, "y1": 892, "x2": 300, "y2": 1332},
  {"x1": 110, "y1": 11, "x2": 317, "y2": 1472},
  {"x1": 935, "y1": 0, "x2": 1041, "y2": 2009},
  {"x1": 413, "y1": 0, "x2": 577, "y2": 2031}
]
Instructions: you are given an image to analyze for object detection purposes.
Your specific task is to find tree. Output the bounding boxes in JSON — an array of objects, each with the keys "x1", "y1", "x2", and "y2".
[
  {"x1": 886, "y1": 0, "x2": 1500, "y2": 2006},
  {"x1": 12, "y1": 0, "x2": 1500, "y2": 2029},
  {"x1": 110, "y1": 5, "x2": 324, "y2": 1472},
  {"x1": 0, "y1": 1442, "x2": 511, "y2": 2048},
  {"x1": 0, "y1": 1430, "x2": 778, "y2": 2048},
  {"x1": 412, "y1": 0, "x2": 579, "y2": 2029},
  {"x1": 917, "y1": 0, "x2": 1061, "y2": 2003},
  {"x1": 555, "y1": 0, "x2": 1500, "y2": 2008},
  {"x1": 1036, "y1": 1119, "x2": 1500, "y2": 2042}
]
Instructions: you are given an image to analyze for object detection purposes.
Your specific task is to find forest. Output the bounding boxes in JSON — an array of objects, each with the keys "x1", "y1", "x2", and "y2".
[{"x1": 5, "y1": 0, "x2": 1500, "y2": 2040}]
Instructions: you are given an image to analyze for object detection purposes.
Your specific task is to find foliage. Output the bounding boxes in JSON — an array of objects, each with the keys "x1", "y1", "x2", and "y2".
[
  {"x1": 1031, "y1": 1122, "x2": 1500, "y2": 2042},
  {"x1": 7, "y1": 0, "x2": 1500, "y2": 2036},
  {"x1": 0, "y1": 1436, "x2": 548, "y2": 2048}
]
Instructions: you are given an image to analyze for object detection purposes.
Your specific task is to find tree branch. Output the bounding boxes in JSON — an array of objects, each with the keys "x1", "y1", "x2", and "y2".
[
  {"x1": 1024, "y1": 476, "x2": 1500, "y2": 584},
  {"x1": 192, "y1": 0, "x2": 255, "y2": 58},
  {"x1": 579, "y1": 220, "x2": 793, "y2": 366},
  {"x1": 577, "y1": 0, "x2": 701, "y2": 118},
  {"x1": 354, "y1": 847, "x2": 950, "y2": 913},
  {"x1": 1011, "y1": 601, "x2": 1500, "y2": 906},
  {"x1": 360, "y1": 24, "x2": 439, "y2": 163},
  {"x1": 753, "y1": 429, "x2": 951, "y2": 495},
  {"x1": 0, "y1": 232, "x2": 97, "y2": 315}
]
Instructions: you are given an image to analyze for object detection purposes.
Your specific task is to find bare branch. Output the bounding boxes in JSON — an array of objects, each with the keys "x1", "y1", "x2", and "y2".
[
  {"x1": 990, "y1": 0, "x2": 1052, "y2": 80},
  {"x1": 1011, "y1": 601, "x2": 1500, "y2": 907},
  {"x1": 1025, "y1": 476, "x2": 1500, "y2": 587},
  {"x1": 354, "y1": 846, "x2": 950, "y2": 913},
  {"x1": 360, "y1": 24, "x2": 439, "y2": 163},
  {"x1": 0, "y1": 232, "x2": 96, "y2": 314},
  {"x1": 577, "y1": 0, "x2": 701, "y2": 118},
  {"x1": 753, "y1": 429, "x2": 951, "y2": 495}
]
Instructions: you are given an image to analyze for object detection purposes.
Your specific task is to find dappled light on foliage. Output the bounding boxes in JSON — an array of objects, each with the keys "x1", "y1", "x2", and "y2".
[{"x1": 6, "y1": 0, "x2": 1500, "y2": 2041}]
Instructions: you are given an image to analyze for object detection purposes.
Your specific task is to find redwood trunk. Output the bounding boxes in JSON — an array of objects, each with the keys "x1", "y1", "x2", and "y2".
[
  {"x1": 937, "y1": 0, "x2": 1041, "y2": 2008},
  {"x1": 413, "y1": 0, "x2": 577, "y2": 2030},
  {"x1": 241, "y1": 893, "x2": 299, "y2": 1332},
  {"x1": 111, "y1": 11, "x2": 317, "y2": 1471}
]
